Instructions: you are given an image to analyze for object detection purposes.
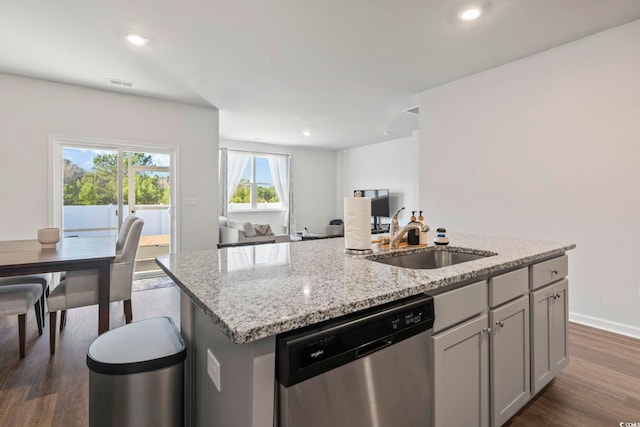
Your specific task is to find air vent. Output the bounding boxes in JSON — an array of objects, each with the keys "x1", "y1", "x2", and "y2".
[
  {"x1": 405, "y1": 106, "x2": 420, "y2": 115},
  {"x1": 108, "y1": 78, "x2": 134, "y2": 88}
]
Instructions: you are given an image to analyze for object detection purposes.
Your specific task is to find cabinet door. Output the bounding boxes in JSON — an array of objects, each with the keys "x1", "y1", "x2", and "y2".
[
  {"x1": 530, "y1": 285, "x2": 555, "y2": 394},
  {"x1": 490, "y1": 296, "x2": 530, "y2": 427},
  {"x1": 550, "y1": 279, "x2": 569, "y2": 372},
  {"x1": 530, "y1": 279, "x2": 569, "y2": 395},
  {"x1": 432, "y1": 314, "x2": 489, "y2": 427}
]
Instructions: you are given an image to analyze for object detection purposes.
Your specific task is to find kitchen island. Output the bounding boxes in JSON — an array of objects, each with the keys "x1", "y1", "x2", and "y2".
[{"x1": 156, "y1": 232, "x2": 575, "y2": 426}]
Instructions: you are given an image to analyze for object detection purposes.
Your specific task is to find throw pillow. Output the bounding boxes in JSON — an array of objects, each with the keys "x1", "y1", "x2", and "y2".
[
  {"x1": 254, "y1": 224, "x2": 275, "y2": 236},
  {"x1": 241, "y1": 221, "x2": 257, "y2": 237},
  {"x1": 219, "y1": 215, "x2": 228, "y2": 227},
  {"x1": 227, "y1": 219, "x2": 257, "y2": 237}
]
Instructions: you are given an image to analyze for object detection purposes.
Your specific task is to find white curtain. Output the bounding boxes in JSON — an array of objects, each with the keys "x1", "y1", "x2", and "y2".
[
  {"x1": 266, "y1": 154, "x2": 292, "y2": 234},
  {"x1": 219, "y1": 148, "x2": 251, "y2": 217},
  {"x1": 288, "y1": 175, "x2": 296, "y2": 235}
]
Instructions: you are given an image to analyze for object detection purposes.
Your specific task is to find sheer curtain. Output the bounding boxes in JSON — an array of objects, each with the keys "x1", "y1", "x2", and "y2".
[
  {"x1": 266, "y1": 154, "x2": 292, "y2": 234},
  {"x1": 219, "y1": 148, "x2": 251, "y2": 217}
]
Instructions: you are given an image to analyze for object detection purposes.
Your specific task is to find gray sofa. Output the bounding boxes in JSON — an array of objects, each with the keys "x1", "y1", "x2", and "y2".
[{"x1": 219, "y1": 217, "x2": 290, "y2": 245}]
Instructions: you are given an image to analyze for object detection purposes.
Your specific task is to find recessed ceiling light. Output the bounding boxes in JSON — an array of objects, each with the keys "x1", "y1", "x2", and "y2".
[
  {"x1": 458, "y1": 7, "x2": 482, "y2": 21},
  {"x1": 302, "y1": 130, "x2": 311, "y2": 137},
  {"x1": 126, "y1": 33, "x2": 148, "y2": 47}
]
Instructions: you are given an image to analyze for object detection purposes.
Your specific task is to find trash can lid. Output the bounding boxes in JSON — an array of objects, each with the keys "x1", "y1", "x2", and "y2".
[{"x1": 87, "y1": 317, "x2": 186, "y2": 375}]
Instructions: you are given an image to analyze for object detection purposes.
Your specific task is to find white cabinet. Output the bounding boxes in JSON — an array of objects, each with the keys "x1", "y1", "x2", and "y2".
[
  {"x1": 432, "y1": 314, "x2": 490, "y2": 427},
  {"x1": 530, "y1": 278, "x2": 568, "y2": 394},
  {"x1": 490, "y1": 295, "x2": 530, "y2": 427}
]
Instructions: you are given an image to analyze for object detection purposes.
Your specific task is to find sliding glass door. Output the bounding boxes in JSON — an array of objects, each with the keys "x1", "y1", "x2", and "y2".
[
  {"x1": 52, "y1": 138, "x2": 176, "y2": 277},
  {"x1": 61, "y1": 146, "x2": 120, "y2": 238}
]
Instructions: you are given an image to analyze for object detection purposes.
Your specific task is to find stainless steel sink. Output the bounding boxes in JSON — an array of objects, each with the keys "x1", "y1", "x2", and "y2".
[{"x1": 368, "y1": 249, "x2": 494, "y2": 269}]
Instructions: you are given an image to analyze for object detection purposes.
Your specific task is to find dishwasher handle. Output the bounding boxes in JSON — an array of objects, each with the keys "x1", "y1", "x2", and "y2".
[{"x1": 355, "y1": 339, "x2": 393, "y2": 359}]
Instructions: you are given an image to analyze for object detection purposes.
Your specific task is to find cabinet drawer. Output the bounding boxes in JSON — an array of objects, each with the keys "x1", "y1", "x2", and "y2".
[
  {"x1": 489, "y1": 267, "x2": 528, "y2": 308},
  {"x1": 530, "y1": 255, "x2": 568, "y2": 290},
  {"x1": 432, "y1": 281, "x2": 487, "y2": 333}
]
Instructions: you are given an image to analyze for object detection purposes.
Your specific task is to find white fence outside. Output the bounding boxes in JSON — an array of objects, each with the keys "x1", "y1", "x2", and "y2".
[{"x1": 63, "y1": 205, "x2": 169, "y2": 238}]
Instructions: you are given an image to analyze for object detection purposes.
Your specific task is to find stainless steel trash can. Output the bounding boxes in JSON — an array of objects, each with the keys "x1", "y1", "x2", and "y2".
[{"x1": 87, "y1": 317, "x2": 187, "y2": 427}]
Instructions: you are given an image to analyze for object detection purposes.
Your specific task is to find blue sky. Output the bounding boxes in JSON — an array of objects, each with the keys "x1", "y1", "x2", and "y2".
[
  {"x1": 242, "y1": 157, "x2": 273, "y2": 184},
  {"x1": 64, "y1": 147, "x2": 170, "y2": 171},
  {"x1": 65, "y1": 147, "x2": 273, "y2": 184}
]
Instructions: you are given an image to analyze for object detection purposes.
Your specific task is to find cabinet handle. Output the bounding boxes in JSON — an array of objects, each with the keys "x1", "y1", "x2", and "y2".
[
  {"x1": 555, "y1": 292, "x2": 561, "y2": 299},
  {"x1": 551, "y1": 269, "x2": 559, "y2": 275},
  {"x1": 496, "y1": 320, "x2": 504, "y2": 328},
  {"x1": 482, "y1": 327, "x2": 492, "y2": 334}
]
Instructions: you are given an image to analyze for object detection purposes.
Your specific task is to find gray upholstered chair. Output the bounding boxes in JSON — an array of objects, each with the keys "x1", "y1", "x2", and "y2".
[
  {"x1": 0, "y1": 283, "x2": 43, "y2": 358},
  {"x1": 57, "y1": 214, "x2": 140, "y2": 284},
  {"x1": 0, "y1": 273, "x2": 51, "y2": 324},
  {"x1": 47, "y1": 218, "x2": 144, "y2": 354}
]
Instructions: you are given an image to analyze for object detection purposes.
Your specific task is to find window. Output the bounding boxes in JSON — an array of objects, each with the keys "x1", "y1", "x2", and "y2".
[
  {"x1": 219, "y1": 148, "x2": 293, "y2": 233},
  {"x1": 51, "y1": 136, "x2": 177, "y2": 278},
  {"x1": 226, "y1": 151, "x2": 288, "y2": 211}
]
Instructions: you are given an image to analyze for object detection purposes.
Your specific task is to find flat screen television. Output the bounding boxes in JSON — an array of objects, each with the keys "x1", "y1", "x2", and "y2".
[{"x1": 354, "y1": 189, "x2": 390, "y2": 231}]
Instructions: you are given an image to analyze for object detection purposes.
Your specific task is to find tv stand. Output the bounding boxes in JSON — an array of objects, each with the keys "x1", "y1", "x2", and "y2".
[
  {"x1": 371, "y1": 218, "x2": 389, "y2": 234},
  {"x1": 372, "y1": 216, "x2": 390, "y2": 234}
]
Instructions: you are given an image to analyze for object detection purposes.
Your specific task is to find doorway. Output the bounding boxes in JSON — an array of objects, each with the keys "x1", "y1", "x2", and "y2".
[{"x1": 51, "y1": 137, "x2": 177, "y2": 278}]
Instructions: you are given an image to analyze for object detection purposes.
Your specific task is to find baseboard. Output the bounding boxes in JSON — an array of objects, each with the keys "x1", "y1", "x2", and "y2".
[{"x1": 569, "y1": 312, "x2": 640, "y2": 340}]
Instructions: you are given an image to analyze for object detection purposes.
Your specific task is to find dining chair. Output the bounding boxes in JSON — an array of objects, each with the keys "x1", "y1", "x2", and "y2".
[
  {"x1": 116, "y1": 215, "x2": 139, "y2": 253},
  {"x1": 57, "y1": 215, "x2": 140, "y2": 285},
  {"x1": 47, "y1": 218, "x2": 144, "y2": 354},
  {"x1": 0, "y1": 283, "x2": 43, "y2": 358},
  {"x1": 0, "y1": 273, "x2": 51, "y2": 324}
]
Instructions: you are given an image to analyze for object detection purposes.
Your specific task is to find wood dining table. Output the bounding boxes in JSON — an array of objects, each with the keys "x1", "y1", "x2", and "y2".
[{"x1": 0, "y1": 236, "x2": 116, "y2": 335}]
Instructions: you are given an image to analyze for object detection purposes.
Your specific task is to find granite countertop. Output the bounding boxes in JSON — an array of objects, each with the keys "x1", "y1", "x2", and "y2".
[{"x1": 155, "y1": 232, "x2": 575, "y2": 344}]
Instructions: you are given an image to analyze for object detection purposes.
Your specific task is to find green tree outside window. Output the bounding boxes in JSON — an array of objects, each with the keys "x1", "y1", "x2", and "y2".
[{"x1": 63, "y1": 153, "x2": 169, "y2": 205}]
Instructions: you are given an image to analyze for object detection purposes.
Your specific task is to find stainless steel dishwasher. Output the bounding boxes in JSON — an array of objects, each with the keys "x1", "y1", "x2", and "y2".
[{"x1": 276, "y1": 294, "x2": 434, "y2": 427}]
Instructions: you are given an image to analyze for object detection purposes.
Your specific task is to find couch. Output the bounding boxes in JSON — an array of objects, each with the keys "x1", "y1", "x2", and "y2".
[
  {"x1": 219, "y1": 217, "x2": 291, "y2": 245},
  {"x1": 326, "y1": 224, "x2": 344, "y2": 236}
]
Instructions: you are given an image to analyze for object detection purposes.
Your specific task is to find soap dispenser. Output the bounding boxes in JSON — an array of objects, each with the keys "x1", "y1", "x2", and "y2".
[
  {"x1": 408, "y1": 211, "x2": 420, "y2": 245},
  {"x1": 418, "y1": 210, "x2": 430, "y2": 246}
]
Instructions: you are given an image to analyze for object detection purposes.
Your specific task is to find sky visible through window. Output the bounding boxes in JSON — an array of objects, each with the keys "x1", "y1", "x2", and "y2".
[
  {"x1": 242, "y1": 157, "x2": 273, "y2": 184},
  {"x1": 65, "y1": 147, "x2": 170, "y2": 170}
]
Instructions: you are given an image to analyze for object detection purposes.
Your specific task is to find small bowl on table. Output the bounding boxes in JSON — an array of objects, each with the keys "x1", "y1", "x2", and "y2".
[{"x1": 38, "y1": 227, "x2": 60, "y2": 249}]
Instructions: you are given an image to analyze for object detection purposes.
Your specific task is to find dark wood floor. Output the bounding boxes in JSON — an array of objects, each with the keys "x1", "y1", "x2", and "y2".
[
  {"x1": 0, "y1": 286, "x2": 180, "y2": 426},
  {"x1": 507, "y1": 323, "x2": 640, "y2": 426},
  {"x1": 1, "y1": 288, "x2": 639, "y2": 426}
]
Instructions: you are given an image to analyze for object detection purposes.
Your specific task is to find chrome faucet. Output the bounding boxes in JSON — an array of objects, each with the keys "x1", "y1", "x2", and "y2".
[
  {"x1": 389, "y1": 207, "x2": 405, "y2": 245},
  {"x1": 389, "y1": 207, "x2": 429, "y2": 249}
]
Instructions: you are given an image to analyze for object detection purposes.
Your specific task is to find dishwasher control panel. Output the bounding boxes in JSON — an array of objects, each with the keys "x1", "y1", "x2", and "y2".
[{"x1": 277, "y1": 294, "x2": 434, "y2": 387}]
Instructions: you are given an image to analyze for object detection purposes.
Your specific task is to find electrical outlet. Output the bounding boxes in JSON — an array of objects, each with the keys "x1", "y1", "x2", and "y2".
[{"x1": 207, "y1": 349, "x2": 221, "y2": 392}]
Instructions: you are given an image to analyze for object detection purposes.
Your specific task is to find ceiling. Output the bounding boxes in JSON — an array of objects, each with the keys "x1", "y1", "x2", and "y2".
[{"x1": 2, "y1": 1, "x2": 640, "y2": 150}]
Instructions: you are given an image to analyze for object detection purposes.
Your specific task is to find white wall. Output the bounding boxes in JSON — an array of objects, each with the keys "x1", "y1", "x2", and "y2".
[
  {"x1": 220, "y1": 139, "x2": 337, "y2": 235},
  {"x1": 0, "y1": 73, "x2": 219, "y2": 251},
  {"x1": 338, "y1": 131, "x2": 419, "y2": 227},
  {"x1": 419, "y1": 21, "x2": 640, "y2": 337}
]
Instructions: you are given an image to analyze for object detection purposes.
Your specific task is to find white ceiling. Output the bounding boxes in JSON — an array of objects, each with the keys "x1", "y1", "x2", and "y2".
[{"x1": 1, "y1": 1, "x2": 640, "y2": 150}]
